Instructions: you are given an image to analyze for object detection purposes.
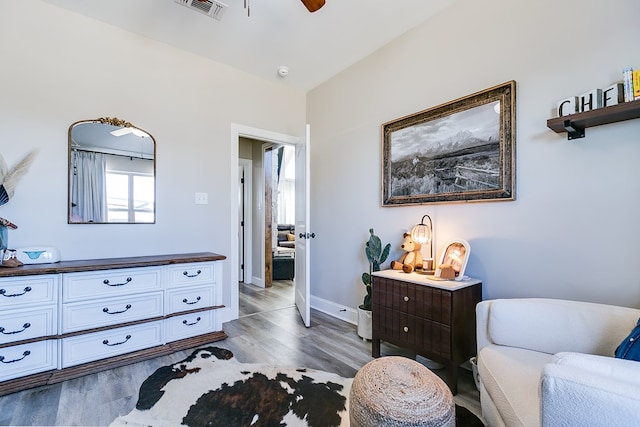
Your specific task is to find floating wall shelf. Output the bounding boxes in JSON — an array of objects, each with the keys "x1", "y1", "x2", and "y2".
[{"x1": 547, "y1": 99, "x2": 640, "y2": 140}]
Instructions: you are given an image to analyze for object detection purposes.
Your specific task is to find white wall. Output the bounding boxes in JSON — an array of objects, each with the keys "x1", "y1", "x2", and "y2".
[
  {"x1": 307, "y1": 0, "x2": 640, "y2": 315},
  {"x1": 0, "y1": 1, "x2": 305, "y2": 314},
  {"x1": 4, "y1": 0, "x2": 640, "y2": 329}
]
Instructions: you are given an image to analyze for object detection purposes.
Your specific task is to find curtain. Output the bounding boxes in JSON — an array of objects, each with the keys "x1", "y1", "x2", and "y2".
[
  {"x1": 71, "y1": 150, "x2": 106, "y2": 222},
  {"x1": 276, "y1": 145, "x2": 296, "y2": 225},
  {"x1": 277, "y1": 178, "x2": 295, "y2": 225}
]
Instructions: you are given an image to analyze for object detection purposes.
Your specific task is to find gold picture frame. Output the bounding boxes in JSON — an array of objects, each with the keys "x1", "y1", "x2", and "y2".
[{"x1": 382, "y1": 81, "x2": 516, "y2": 205}]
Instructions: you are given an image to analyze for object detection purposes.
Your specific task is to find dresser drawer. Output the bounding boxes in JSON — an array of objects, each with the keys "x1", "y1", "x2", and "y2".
[
  {"x1": 63, "y1": 267, "x2": 162, "y2": 302},
  {"x1": 166, "y1": 262, "x2": 215, "y2": 288},
  {"x1": 0, "y1": 340, "x2": 57, "y2": 382},
  {"x1": 0, "y1": 275, "x2": 58, "y2": 309},
  {"x1": 61, "y1": 321, "x2": 163, "y2": 368},
  {"x1": 166, "y1": 284, "x2": 214, "y2": 314},
  {"x1": 165, "y1": 310, "x2": 216, "y2": 342},
  {"x1": 61, "y1": 292, "x2": 163, "y2": 333},
  {"x1": 0, "y1": 305, "x2": 57, "y2": 345}
]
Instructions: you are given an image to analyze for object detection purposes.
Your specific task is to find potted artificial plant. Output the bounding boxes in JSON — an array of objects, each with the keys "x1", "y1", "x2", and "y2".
[{"x1": 357, "y1": 228, "x2": 390, "y2": 340}]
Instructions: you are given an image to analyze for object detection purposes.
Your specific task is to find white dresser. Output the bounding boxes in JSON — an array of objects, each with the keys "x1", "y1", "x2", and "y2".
[
  {"x1": 0, "y1": 275, "x2": 58, "y2": 383},
  {"x1": 0, "y1": 252, "x2": 226, "y2": 396}
]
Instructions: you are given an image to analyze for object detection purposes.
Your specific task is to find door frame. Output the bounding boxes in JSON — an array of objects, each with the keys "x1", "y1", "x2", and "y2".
[
  {"x1": 238, "y1": 159, "x2": 252, "y2": 285},
  {"x1": 228, "y1": 124, "x2": 299, "y2": 322}
]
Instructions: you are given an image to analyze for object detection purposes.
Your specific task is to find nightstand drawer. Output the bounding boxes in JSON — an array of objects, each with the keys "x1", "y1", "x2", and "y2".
[
  {"x1": 61, "y1": 292, "x2": 163, "y2": 333},
  {"x1": 0, "y1": 275, "x2": 58, "y2": 309},
  {"x1": 166, "y1": 262, "x2": 215, "y2": 288},
  {"x1": 374, "y1": 306, "x2": 451, "y2": 359},
  {"x1": 165, "y1": 310, "x2": 216, "y2": 342},
  {"x1": 63, "y1": 267, "x2": 162, "y2": 302},
  {"x1": 0, "y1": 305, "x2": 57, "y2": 345},
  {"x1": 0, "y1": 340, "x2": 57, "y2": 382},
  {"x1": 61, "y1": 321, "x2": 163, "y2": 368},
  {"x1": 373, "y1": 277, "x2": 452, "y2": 323},
  {"x1": 166, "y1": 285, "x2": 214, "y2": 314}
]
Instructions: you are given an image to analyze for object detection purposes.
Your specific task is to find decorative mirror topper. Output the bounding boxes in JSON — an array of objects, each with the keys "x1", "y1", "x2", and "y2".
[
  {"x1": 382, "y1": 81, "x2": 515, "y2": 205},
  {"x1": 68, "y1": 117, "x2": 156, "y2": 224}
]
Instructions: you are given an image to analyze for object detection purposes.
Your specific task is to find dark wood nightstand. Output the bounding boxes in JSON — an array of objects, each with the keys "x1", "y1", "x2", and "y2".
[{"x1": 371, "y1": 270, "x2": 482, "y2": 395}]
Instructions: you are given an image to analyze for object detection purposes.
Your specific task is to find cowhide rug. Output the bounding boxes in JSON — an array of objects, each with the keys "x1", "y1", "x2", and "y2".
[
  {"x1": 110, "y1": 347, "x2": 352, "y2": 427},
  {"x1": 111, "y1": 346, "x2": 485, "y2": 427}
]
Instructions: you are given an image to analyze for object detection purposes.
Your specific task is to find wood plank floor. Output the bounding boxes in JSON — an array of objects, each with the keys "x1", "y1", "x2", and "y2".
[{"x1": 0, "y1": 280, "x2": 483, "y2": 426}]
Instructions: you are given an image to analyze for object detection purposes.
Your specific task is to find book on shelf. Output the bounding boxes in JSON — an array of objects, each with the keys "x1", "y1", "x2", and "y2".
[
  {"x1": 623, "y1": 67, "x2": 634, "y2": 102},
  {"x1": 634, "y1": 69, "x2": 640, "y2": 100}
]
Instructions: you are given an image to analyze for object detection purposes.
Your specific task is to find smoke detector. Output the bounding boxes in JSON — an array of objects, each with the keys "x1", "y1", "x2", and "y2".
[
  {"x1": 277, "y1": 66, "x2": 290, "y2": 77},
  {"x1": 174, "y1": 0, "x2": 228, "y2": 21}
]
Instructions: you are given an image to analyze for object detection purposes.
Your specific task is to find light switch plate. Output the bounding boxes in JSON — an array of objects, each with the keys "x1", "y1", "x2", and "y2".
[{"x1": 195, "y1": 192, "x2": 208, "y2": 205}]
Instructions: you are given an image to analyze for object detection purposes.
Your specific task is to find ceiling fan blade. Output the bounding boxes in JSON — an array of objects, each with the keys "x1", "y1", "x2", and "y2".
[{"x1": 301, "y1": 0, "x2": 325, "y2": 13}]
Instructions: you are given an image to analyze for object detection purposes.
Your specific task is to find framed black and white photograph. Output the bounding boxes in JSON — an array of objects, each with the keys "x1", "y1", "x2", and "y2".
[{"x1": 382, "y1": 81, "x2": 516, "y2": 205}]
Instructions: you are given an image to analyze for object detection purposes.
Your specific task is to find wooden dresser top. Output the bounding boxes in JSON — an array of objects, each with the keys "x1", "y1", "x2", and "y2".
[{"x1": 0, "y1": 252, "x2": 226, "y2": 278}]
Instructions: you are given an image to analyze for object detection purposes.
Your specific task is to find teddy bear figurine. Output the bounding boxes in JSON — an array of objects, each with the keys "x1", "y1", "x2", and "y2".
[{"x1": 390, "y1": 232, "x2": 424, "y2": 273}]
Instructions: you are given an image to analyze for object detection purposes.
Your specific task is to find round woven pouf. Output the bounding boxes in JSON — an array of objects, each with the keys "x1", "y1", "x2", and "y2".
[{"x1": 349, "y1": 356, "x2": 454, "y2": 427}]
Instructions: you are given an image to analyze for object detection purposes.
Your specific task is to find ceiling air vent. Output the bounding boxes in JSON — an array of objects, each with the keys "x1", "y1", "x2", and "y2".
[{"x1": 174, "y1": 0, "x2": 228, "y2": 21}]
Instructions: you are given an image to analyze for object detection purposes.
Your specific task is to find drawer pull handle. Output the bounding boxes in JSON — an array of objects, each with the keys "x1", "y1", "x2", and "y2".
[
  {"x1": 404, "y1": 296, "x2": 410, "y2": 302},
  {"x1": 103, "y1": 335, "x2": 132, "y2": 346},
  {"x1": 0, "y1": 286, "x2": 32, "y2": 298},
  {"x1": 183, "y1": 296, "x2": 202, "y2": 305},
  {"x1": 183, "y1": 270, "x2": 202, "y2": 278},
  {"x1": 0, "y1": 323, "x2": 31, "y2": 335},
  {"x1": 0, "y1": 351, "x2": 31, "y2": 364},
  {"x1": 103, "y1": 277, "x2": 132, "y2": 287},
  {"x1": 403, "y1": 326, "x2": 409, "y2": 333},
  {"x1": 183, "y1": 317, "x2": 202, "y2": 326},
  {"x1": 103, "y1": 304, "x2": 132, "y2": 315}
]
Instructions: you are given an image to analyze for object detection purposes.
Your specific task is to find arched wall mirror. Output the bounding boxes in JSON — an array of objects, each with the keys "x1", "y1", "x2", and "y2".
[{"x1": 68, "y1": 117, "x2": 156, "y2": 224}]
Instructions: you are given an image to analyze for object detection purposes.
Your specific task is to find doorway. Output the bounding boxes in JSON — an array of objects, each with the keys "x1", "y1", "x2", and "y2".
[
  {"x1": 229, "y1": 123, "x2": 306, "y2": 326},
  {"x1": 238, "y1": 140, "x2": 296, "y2": 288}
]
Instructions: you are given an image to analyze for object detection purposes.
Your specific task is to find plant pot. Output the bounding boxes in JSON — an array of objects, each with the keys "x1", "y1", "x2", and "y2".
[{"x1": 357, "y1": 306, "x2": 372, "y2": 341}]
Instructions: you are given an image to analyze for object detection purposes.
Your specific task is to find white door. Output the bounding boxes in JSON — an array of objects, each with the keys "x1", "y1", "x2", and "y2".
[{"x1": 294, "y1": 125, "x2": 311, "y2": 327}]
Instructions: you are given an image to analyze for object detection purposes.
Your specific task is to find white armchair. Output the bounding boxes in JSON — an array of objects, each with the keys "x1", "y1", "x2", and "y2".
[{"x1": 476, "y1": 298, "x2": 640, "y2": 427}]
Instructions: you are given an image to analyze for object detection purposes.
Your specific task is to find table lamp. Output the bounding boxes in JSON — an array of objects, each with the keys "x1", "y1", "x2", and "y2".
[{"x1": 410, "y1": 214, "x2": 435, "y2": 273}]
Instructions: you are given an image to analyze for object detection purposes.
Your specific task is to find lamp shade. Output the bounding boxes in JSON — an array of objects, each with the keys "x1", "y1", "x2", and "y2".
[{"x1": 411, "y1": 215, "x2": 433, "y2": 245}]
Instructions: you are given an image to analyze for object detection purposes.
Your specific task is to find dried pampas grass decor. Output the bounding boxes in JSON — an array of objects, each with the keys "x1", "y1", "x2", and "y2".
[{"x1": 0, "y1": 149, "x2": 39, "y2": 206}]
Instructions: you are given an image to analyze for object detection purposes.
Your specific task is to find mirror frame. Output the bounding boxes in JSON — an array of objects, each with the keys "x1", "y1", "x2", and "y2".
[
  {"x1": 68, "y1": 117, "x2": 156, "y2": 224},
  {"x1": 436, "y1": 239, "x2": 470, "y2": 281}
]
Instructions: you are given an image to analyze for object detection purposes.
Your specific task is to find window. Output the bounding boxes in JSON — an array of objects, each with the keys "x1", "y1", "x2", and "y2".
[{"x1": 106, "y1": 171, "x2": 154, "y2": 223}]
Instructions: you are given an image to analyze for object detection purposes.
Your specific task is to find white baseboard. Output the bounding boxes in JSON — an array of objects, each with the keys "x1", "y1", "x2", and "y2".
[
  {"x1": 251, "y1": 276, "x2": 265, "y2": 288},
  {"x1": 310, "y1": 295, "x2": 357, "y2": 325},
  {"x1": 218, "y1": 305, "x2": 234, "y2": 325},
  {"x1": 222, "y1": 290, "x2": 357, "y2": 327}
]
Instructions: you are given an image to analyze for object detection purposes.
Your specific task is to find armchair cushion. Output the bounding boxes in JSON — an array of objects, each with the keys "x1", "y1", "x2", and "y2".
[
  {"x1": 541, "y1": 352, "x2": 640, "y2": 427},
  {"x1": 479, "y1": 345, "x2": 553, "y2": 427},
  {"x1": 485, "y1": 298, "x2": 639, "y2": 356}
]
